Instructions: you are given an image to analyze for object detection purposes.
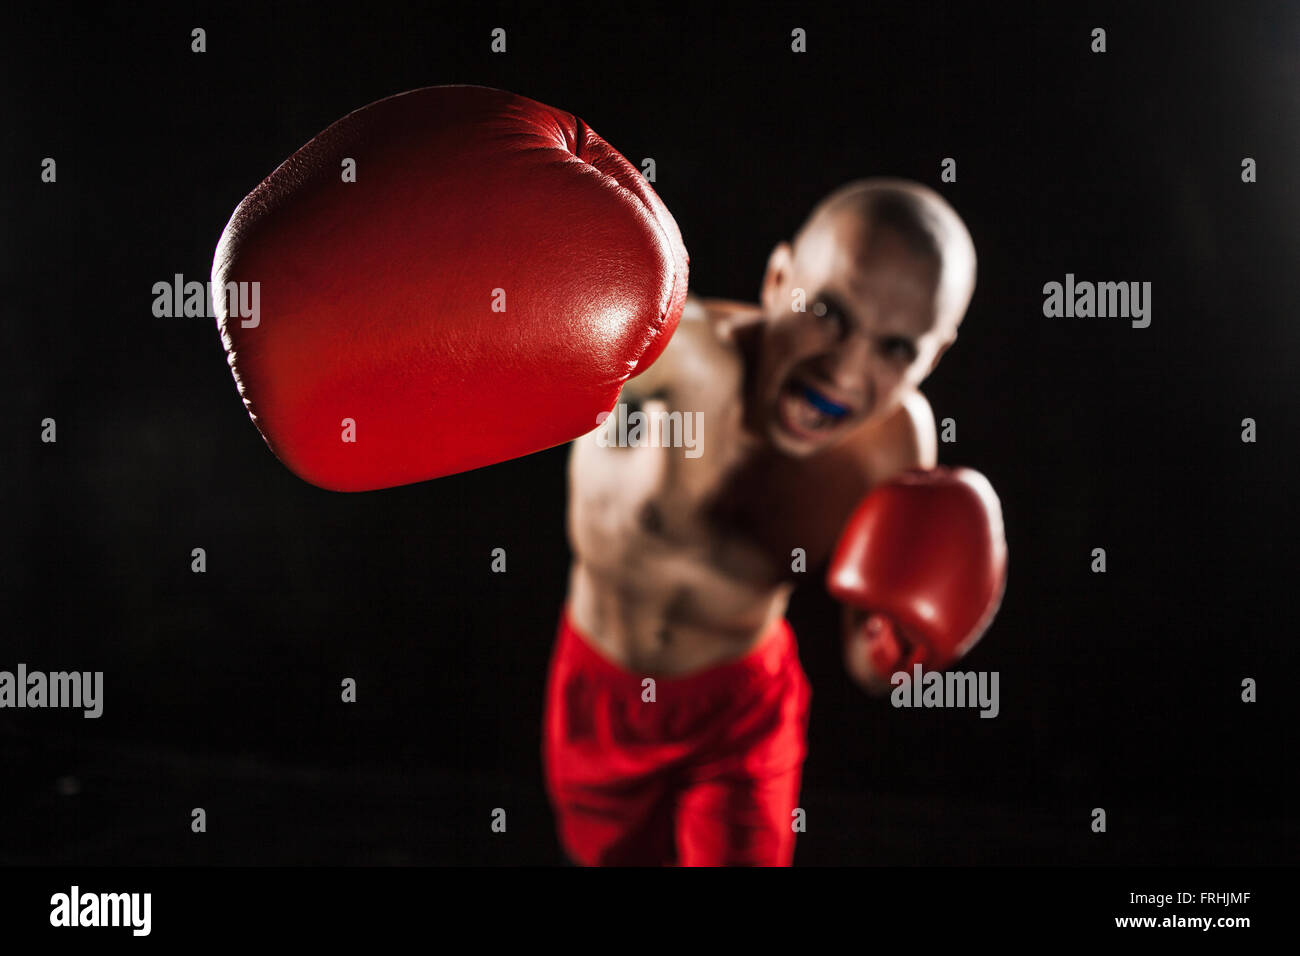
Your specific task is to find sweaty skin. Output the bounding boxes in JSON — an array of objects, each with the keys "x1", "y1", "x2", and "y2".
[{"x1": 566, "y1": 180, "x2": 975, "y2": 682}]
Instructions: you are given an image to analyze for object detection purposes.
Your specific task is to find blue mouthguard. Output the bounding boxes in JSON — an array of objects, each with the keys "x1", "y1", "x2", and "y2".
[{"x1": 801, "y1": 384, "x2": 849, "y2": 419}]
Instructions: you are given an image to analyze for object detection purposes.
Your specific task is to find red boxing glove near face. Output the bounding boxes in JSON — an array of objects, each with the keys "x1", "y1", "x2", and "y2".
[
  {"x1": 213, "y1": 85, "x2": 688, "y2": 491},
  {"x1": 827, "y1": 467, "x2": 1008, "y2": 676}
]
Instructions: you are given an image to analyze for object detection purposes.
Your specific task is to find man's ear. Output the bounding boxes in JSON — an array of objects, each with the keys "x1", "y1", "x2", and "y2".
[
  {"x1": 926, "y1": 331, "x2": 957, "y2": 376},
  {"x1": 760, "y1": 241, "x2": 793, "y2": 313}
]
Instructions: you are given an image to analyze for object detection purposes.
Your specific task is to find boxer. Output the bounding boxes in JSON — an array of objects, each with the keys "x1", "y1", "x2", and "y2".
[
  {"x1": 549, "y1": 179, "x2": 999, "y2": 866},
  {"x1": 213, "y1": 87, "x2": 1004, "y2": 867}
]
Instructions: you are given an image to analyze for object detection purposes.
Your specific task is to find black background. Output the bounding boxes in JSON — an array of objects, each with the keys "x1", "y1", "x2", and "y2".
[{"x1": 2, "y1": 0, "x2": 1296, "y2": 865}]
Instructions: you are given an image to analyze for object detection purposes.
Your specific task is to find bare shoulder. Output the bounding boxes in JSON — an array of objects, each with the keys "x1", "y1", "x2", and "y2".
[
  {"x1": 695, "y1": 296, "x2": 765, "y2": 343},
  {"x1": 624, "y1": 296, "x2": 747, "y2": 399},
  {"x1": 846, "y1": 390, "x2": 938, "y2": 485},
  {"x1": 674, "y1": 296, "x2": 748, "y2": 377}
]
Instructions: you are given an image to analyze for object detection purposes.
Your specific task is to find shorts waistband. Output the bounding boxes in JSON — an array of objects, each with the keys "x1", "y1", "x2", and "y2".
[{"x1": 556, "y1": 606, "x2": 797, "y2": 696}]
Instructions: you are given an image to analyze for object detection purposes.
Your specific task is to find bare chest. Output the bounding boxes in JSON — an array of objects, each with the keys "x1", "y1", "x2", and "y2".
[{"x1": 568, "y1": 403, "x2": 869, "y2": 593}]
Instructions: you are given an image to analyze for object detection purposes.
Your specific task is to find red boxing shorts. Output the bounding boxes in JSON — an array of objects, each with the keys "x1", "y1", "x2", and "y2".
[{"x1": 543, "y1": 607, "x2": 812, "y2": 866}]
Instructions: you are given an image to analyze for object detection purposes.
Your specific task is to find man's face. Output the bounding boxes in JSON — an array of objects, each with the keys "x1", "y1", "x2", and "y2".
[{"x1": 753, "y1": 215, "x2": 956, "y2": 456}]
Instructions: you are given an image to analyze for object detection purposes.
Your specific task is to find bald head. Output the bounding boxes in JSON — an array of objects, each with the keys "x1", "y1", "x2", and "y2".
[{"x1": 794, "y1": 179, "x2": 977, "y2": 330}]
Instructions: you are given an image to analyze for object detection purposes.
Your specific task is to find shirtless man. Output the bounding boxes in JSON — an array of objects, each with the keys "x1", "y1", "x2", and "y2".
[{"x1": 546, "y1": 179, "x2": 988, "y2": 866}]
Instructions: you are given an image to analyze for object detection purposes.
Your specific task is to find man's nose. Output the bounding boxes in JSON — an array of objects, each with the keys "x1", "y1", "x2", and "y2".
[{"x1": 822, "y1": 332, "x2": 874, "y2": 394}]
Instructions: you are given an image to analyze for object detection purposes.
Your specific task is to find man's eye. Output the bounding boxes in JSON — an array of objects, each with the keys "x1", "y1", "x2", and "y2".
[
  {"x1": 817, "y1": 304, "x2": 848, "y2": 335},
  {"x1": 881, "y1": 337, "x2": 916, "y2": 361}
]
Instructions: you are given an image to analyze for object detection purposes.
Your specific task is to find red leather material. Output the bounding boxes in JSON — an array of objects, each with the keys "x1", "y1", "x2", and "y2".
[
  {"x1": 827, "y1": 467, "x2": 1008, "y2": 672},
  {"x1": 213, "y1": 85, "x2": 688, "y2": 491}
]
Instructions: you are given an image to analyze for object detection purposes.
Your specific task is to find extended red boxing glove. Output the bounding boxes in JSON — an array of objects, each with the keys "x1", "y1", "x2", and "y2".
[
  {"x1": 213, "y1": 85, "x2": 688, "y2": 491},
  {"x1": 827, "y1": 467, "x2": 1007, "y2": 679}
]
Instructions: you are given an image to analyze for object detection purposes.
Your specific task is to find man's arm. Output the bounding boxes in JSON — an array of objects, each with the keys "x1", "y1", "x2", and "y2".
[{"x1": 857, "y1": 390, "x2": 938, "y2": 486}]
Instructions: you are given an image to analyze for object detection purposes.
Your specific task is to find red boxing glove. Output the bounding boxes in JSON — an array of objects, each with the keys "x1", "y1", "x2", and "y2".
[
  {"x1": 213, "y1": 85, "x2": 688, "y2": 491},
  {"x1": 827, "y1": 467, "x2": 1007, "y2": 678}
]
